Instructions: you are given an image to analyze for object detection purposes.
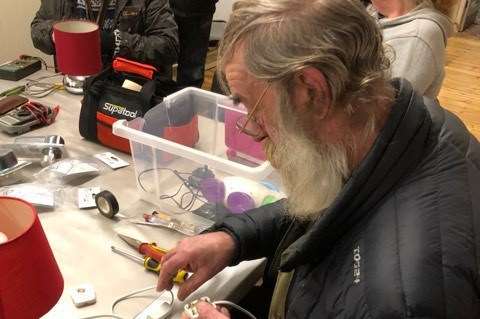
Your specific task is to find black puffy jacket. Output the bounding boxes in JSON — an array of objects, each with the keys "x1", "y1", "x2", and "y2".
[
  {"x1": 31, "y1": 0, "x2": 179, "y2": 72},
  {"x1": 217, "y1": 79, "x2": 480, "y2": 318}
]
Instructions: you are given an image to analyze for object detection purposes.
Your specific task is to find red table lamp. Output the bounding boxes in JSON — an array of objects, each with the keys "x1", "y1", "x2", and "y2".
[
  {"x1": 53, "y1": 20, "x2": 103, "y2": 94},
  {"x1": 0, "y1": 197, "x2": 64, "y2": 319}
]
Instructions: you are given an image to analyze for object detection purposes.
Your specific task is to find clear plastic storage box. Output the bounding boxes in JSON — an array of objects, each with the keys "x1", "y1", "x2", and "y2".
[{"x1": 113, "y1": 87, "x2": 282, "y2": 218}]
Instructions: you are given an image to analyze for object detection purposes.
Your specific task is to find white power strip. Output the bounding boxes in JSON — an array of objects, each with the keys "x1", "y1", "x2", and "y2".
[{"x1": 133, "y1": 293, "x2": 174, "y2": 319}]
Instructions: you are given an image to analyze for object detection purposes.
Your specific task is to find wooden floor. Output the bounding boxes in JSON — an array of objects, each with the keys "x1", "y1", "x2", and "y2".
[
  {"x1": 438, "y1": 34, "x2": 480, "y2": 139},
  {"x1": 201, "y1": 47, "x2": 218, "y2": 92},
  {"x1": 203, "y1": 33, "x2": 480, "y2": 139}
]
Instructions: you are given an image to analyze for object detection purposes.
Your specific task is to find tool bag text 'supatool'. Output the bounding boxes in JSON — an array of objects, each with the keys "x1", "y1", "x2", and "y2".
[{"x1": 79, "y1": 58, "x2": 198, "y2": 153}]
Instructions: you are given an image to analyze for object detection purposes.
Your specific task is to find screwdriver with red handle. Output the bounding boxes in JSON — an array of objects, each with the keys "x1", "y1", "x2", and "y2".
[{"x1": 118, "y1": 233, "x2": 168, "y2": 262}]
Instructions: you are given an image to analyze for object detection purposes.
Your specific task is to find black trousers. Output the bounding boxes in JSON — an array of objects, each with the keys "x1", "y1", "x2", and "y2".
[{"x1": 174, "y1": 13, "x2": 214, "y2": 89}]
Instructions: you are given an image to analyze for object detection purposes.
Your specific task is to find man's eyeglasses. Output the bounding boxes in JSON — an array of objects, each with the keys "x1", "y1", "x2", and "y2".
[{"x1": 233, "y1": 84, "x2": 270, "y2": 142}]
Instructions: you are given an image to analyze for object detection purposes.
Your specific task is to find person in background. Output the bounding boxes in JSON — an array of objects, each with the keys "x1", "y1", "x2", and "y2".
[
  {"x1": 369, "y1": 0, "x2": 453, "y2": 98},
  {"x1": 157, "y1": 0, "x2": 480, "y2": 318},
  {"x1": 169, "y1": 0, "x2": 217, "y2": 89},
  {"x1": 31, "y1": 0, "x2": 179, "y2": 77}
]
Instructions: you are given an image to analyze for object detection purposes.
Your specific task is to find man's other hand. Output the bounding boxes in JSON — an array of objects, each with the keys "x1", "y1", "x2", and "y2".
[
  {"x1": 181, "y1": 301, "x2": 231, "y2": 319},
  {"x1": 157, "y1": 232, "x2": 236, "y2": 301}
]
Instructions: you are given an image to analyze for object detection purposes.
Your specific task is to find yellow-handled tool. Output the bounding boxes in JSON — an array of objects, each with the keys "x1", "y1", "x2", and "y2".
[{"x1": 111, "y1": 246, "x2": 187, "y2": 283}]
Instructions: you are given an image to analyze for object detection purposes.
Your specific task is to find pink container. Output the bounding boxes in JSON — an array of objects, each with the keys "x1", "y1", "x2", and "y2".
[{"x1": 224, "y1": 110, "x2": 266, "y2": 162}]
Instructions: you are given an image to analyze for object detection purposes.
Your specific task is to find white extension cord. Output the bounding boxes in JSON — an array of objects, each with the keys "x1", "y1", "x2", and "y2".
[
  {"x1": 79, "y1": 286, "x2": 257, "y2": 319},
  {"x1": 79, "y1": 286, "x2": 174, "y2": 319},
  {"x1": 213, "y1": 300, "x2": 257, "y2": 319}
]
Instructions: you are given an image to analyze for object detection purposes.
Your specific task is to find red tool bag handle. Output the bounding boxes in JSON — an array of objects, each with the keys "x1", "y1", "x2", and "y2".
[{"x1": 112, "y1": 57, "x2": 158, "y2": 80}]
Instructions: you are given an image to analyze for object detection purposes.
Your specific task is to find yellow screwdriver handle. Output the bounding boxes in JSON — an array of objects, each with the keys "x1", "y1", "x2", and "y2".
[{"x1": 143, "y1": 257, "x2": 188, "y2": 284}]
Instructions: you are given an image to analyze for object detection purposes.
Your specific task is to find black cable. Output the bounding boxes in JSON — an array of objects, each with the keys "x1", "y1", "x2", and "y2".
[{"x1": 138, "y1": 167, "x2": 207, "y2": 211}]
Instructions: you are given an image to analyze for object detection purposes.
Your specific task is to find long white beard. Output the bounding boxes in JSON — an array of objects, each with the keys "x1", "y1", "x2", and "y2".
[{"x1": 264, "y1": 119, "x2": 349, "y2": 221}]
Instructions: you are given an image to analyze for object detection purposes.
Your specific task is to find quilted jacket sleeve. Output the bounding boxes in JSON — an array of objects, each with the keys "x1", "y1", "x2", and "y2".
[
  {"x1": 214, "y1": 200, "x2": 293, "y2": 265},
  {"x1": 118, "y1": 0, "x2": 179, "y2": 66},
  {"x1": 31, "y1": 0, "x2": 61, "y2": 55}
]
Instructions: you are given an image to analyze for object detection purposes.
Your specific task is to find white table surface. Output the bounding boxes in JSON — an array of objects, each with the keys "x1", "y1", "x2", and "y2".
[{"x1": 0, "y1": 71, "x2": 265, "y2": 319}]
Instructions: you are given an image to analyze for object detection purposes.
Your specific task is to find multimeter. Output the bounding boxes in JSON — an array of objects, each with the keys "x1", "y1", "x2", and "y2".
[
  {"x1": 0, "y1": 57, "x2": 42, "y2": 81},
  {"x1": 0, "y1": 103, "x2": 56, "y2": 134}
]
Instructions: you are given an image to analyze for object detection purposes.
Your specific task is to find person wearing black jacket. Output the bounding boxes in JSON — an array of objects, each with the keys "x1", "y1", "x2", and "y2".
[
  {"x1": 169, "y1": 0, "x2": 217, "y2": 89},
  {"x1": 31, "y1": 0, "x2": 179, "y2": 77},
  {"x1": 157, "y1": 0, "x2": 480, "y2": 318}
]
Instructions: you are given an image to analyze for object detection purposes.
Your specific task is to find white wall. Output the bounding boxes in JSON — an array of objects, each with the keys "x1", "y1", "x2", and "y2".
[
  {"x1": 0, "y1": 0, "x2": 53, "y2": 65},
  {"x1": 213, "y1": 0, "x2": 234, "y2": 22}
]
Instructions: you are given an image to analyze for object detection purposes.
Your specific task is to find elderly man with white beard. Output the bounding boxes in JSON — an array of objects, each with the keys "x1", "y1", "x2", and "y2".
[{"x1": 157, "y1": 0, "x2": 480, "y2": 318}]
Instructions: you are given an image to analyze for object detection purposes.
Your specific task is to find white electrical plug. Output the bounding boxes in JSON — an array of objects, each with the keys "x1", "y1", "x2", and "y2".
[
  {"x1": 184, "y1": 297, "x2": 217, "y2": 319},
  {"x1": 70, "y1": 284, "x2": 96, "y2": 308}
]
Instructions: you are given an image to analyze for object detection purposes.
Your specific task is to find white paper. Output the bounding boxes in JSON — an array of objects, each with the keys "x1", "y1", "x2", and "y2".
[
  {"x1": 51, "y1": 161, "x2": 99, "y2": 176},
  {"x1": 0, "y1": 185, "x2": 54, "y2": 208},
  {"x1": 94, "y1": 152, "x2": 129, "y2": 169},
  {"x1": 77, "y1": 187, "x2": 101, "y2": 209}
]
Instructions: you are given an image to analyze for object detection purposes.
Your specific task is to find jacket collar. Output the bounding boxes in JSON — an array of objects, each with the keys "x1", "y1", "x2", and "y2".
[
  {"x1": 280, "y1": 79, "x2": 432, "y2": 271},
  {"x1": 68, "y1": 0, "x2": 128, "y2": 23}
]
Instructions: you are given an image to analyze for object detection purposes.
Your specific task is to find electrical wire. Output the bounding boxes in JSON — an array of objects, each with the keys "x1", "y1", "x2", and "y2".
[
  {"x1": 21, "y1": 101, "x2": 60, "y2": 125},
  {"x1": 213, "y1": 300, "x2": 257, "y2": 319},
  {"x1": 18, "y1": 55, "x2": 52, "y2": 70},
  {"x1": 78, "y1": 315, "x2": 124, "y2": 319},
  {"x1": 138, "y1": 167, "x2": 208, "y2": 211},
  {"x1": 79, "y1": 287, "x2": 174, "y2": 319},
  {"x1": 24, "y1": 73, "x2": 64, "y2": 98}
]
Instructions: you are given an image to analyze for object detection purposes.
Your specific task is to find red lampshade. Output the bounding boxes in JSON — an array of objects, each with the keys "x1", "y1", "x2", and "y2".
[
  {"x1": 0, "y1": 197, "x2": 64, "y2": 319},
  {"x1": 53, "y1": 20, "x2": 102, "y2": 76}
]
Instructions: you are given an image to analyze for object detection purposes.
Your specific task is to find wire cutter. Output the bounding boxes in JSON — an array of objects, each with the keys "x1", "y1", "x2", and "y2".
[{"x1": 118, "y1": 233, "x2": 168, "y2": 262}]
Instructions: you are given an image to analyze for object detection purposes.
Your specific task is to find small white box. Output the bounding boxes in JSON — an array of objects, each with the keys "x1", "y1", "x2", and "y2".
[{"x1": 70, "y1": 283, "x2": 96, "y2": 308}]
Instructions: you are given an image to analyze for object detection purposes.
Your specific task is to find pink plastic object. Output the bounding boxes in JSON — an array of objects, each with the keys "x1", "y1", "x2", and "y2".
[{"x1": 224, "y1": 110, "x2": 266, "y2": 161}]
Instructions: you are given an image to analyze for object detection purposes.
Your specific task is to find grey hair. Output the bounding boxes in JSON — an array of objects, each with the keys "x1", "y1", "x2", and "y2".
[{"x1": 217, "y1": 0, "x2": 392, "y2": 116}]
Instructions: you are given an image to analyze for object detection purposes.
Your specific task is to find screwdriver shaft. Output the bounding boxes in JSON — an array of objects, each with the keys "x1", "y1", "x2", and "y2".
[{"x1": 111, "y1": 246, "x2": 144, "y2": 264}]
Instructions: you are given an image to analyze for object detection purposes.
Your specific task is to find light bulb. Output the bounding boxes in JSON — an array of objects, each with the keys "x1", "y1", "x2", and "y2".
[{"x1": 0, "y1": 231, "x2": 7, "y2": 244}]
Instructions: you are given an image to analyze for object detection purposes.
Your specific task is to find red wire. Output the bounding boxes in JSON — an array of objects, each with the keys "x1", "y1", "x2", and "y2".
[{"x1": 22, "y1": 101, "x2": 59, "y2": 125}]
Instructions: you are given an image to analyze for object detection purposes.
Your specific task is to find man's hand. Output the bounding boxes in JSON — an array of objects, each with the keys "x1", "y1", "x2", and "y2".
[
  {"x1": 157, "y1": 232, "x2": 236, "y2": 301},
  {"x1": 181, "y1": 301, "x2": 231, "y2": 319}
]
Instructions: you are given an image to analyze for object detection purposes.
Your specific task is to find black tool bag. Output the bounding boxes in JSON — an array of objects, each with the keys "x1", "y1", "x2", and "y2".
[{"x1": 79, "y1": 60, "x2": 178, "y2": 153}]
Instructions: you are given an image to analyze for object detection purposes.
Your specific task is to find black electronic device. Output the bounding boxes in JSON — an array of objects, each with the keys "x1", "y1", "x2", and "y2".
[
  {"x1": 0, "y1": 57, "x2": 42, "y2": 81},
  {"x1": 0, "y1": 149, "x2": 32, "y2": 184},
  {"x1": 187, "y1": 165, "x2": 215, "y2": 189}
]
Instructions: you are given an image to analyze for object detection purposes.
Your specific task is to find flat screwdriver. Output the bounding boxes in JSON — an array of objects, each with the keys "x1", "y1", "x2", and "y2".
[
  {"x1": 0, "y1": 85, "x2": 25, "y2": 97},
  {"x1": 111, "y1": 246, "x2": 188, "y2": 283}
]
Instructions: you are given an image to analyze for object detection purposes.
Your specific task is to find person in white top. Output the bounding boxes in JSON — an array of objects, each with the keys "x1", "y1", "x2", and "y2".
[{"x1": 369, "y1": 0, "x2": 453, "y2": 98}]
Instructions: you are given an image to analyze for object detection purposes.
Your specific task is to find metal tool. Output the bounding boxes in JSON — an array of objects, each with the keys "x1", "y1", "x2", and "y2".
[
  {"x1": 111, "y1": 246, "x2": 187, "y2": 283},
  {"x1": 0, "y1": 135, "x2": 66, "y2": 167},
  {"x1": 0, "y1": 85, "x2": 25, "y2": 97},
  {"x1": 117, "y1": 233, "x2": 168, "y2": 262}
]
